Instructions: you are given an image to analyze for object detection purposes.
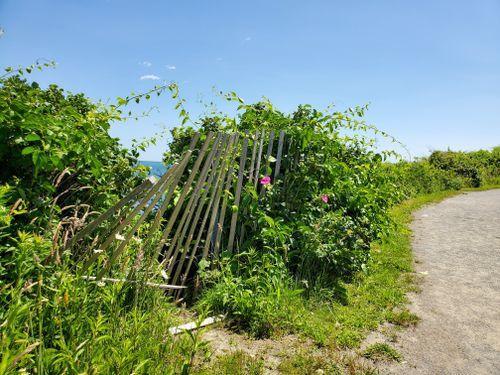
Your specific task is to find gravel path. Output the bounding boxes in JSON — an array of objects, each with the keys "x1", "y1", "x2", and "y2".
[{"x1": 382, "y1": 190, "x2": 500, "y2": 374}]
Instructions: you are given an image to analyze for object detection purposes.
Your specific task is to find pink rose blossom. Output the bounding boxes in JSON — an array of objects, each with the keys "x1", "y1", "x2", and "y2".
[
  {"x1": 321, "y1": 194, "x2": 329, "y2": 203},
  {"x1": 260, "y1": 176, "x2": 271, "y2": 185}
]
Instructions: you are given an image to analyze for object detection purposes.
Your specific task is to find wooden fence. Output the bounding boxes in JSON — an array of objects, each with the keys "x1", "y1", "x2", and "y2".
[{"x1": 68, "y1": 130, "x2": 290, "y2": 295}]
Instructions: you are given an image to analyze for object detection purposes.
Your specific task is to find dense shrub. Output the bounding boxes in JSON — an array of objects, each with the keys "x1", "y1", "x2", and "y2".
[
  {"x1": 429, "y1": 149, "x2": 500, "y2": 187},
  {"x1": 168, "y1": 102, "x2": 399, "y2": 286},
  {"x1": 0, "y1": 74, "x2": 146, "y2": 233},
  {"x1": 389, "y1": 160, "x2": 464, "y2": 197}
]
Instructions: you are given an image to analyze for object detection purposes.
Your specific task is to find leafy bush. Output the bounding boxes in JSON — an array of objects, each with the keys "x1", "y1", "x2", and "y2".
[
  {"x1": 429, "y1": 149, "x2": 500, "y2": 187},
  {"x1": 167, "y1": 102, "x2": 400, "y2": 286},
  {"x1": 389, "y1": 160, "x2": 464, "y2": 197},
  {"x1": 0, "y1": 73, "x2": 146, "y2": 234},
  {"x1": 300, "y1": 211, "x2": 371, "y2": 279}
]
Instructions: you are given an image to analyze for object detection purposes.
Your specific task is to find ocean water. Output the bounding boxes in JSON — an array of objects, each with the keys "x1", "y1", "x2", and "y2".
[{"x1": 139, "y1": 160, "x2": 168, "y2": 177}]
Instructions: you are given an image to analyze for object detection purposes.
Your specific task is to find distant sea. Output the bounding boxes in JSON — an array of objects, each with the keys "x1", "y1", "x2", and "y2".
[{"x1": 139, "y1": 161, "x2": 168, "y2": 177}]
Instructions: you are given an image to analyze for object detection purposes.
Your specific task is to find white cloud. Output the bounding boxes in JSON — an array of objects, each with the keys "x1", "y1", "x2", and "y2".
[
  {"x1": 166, "y1": 65, "x2": 176, "y2": 70},
  {"x1": 0, "y1": 28, "x2": 4, "y2": 38},
  {"x1": 244, "y1": 36, "x2": 251, "y2": 41},
  {"x1": 140, "y1": 74, "x2": 160, "y2": 80},
  {"x1": 140, "y1": 61, "x2": 152, "y2": 67}
]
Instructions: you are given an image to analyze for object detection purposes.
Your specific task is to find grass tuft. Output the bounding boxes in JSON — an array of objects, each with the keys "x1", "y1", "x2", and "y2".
[
  {"x1": 196, "y1": 351, "x2": 264, "y2": 375},
  {"x1": 387, "y1": 308, "x2": 420, "y2": 327},
  {"x1": 277, "y1": 350, "x2": 342, "y2": 374},
  {"x1": 362, "y1": 343, "x2": 402, "y2": 362}
]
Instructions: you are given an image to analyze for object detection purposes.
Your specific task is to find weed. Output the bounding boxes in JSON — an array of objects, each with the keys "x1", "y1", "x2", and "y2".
[
  {"x1": 362, "y1": 343, "x2": 402, "y2": 362},
  {"x1": 196, "y1": 351, "x2": 264, "y2": 375},
  {"x1": 387, "y1": 309, "x2": 420, "y2": 327},
  {"x1": 278, "y1": 349, "x2": 342, "y2": 374}
]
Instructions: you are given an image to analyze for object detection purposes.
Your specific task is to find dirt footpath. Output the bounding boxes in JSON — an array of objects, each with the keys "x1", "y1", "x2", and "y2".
[{"x1": 381, "y1": 190, "x2": 500, "y2": 374}]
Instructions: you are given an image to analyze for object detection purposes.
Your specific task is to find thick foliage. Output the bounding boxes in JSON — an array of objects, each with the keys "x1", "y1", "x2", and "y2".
[
  {"x1": 168, "y1": 102, "x2": 400, "y2": 285},
  {"x1": 428, "y1": 149, "x2": 500, "y2": 187},
  {"x1": 0, "y1": 75, "x2": 145, "y2": 233}
]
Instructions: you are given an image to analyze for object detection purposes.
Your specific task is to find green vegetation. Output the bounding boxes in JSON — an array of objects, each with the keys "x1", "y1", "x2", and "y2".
[
  {"x1": 362, "y1": 343, "x2": 402, "y2": 362},
  {"x1": 196, "y1": 351, "x2": 264, "y2": 375},
  {"x1": 0, "y1": 66, "x2": 204, "y2": 374},
  {"x1": 1, "y1": 64, "x2": 499, "y2": 373},
  {"x1": 277, "y1": 350, "x2": 342, "y2": 374}
]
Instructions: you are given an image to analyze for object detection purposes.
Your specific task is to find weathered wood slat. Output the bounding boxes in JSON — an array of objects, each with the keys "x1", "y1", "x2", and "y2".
[
  {"x1": 163, "y1": 133, "x2": 223, "y2": 277},
  {"x1": 212, "y1": 157, "x2": 236, "y2": 258},
  {"x1": 227, "y1": 136, "x2": 249, "y2": 252},
  {"x1": 201, "y1": 133, "x2": 239, "y2": 260},
  {"x1": 248, "y1": 130, "x2": 259, "y2": 185},
  {"x1": 169, "y1": 135, "x2": 231, "y2": 286},
  {"x1": 253, "y1": 130, "x2": 265, "y2": 188},
  {"x1": 274, "y1": 130, "x2": 285, "y2": 179},
  {"x1": 168, "y1": 135, "x2": 228, "y2": 285},
  {"x1": 82, "y1": 276, "x2": 186, "y2": 290},
  {"x1": 153, "y1": 132, "x2": 213, "y2": 260},
  {"x1": 161, "y1": 132, "x2": 217, "y2": 265},
  {"x1": 168, "y1": 315, "x2": 224, "y2": 335}
]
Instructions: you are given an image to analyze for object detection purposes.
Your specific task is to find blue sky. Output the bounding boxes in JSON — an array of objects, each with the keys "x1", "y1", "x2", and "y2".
[{"x1": 1, "y1": 0, "x2": 499, "y2": 161}]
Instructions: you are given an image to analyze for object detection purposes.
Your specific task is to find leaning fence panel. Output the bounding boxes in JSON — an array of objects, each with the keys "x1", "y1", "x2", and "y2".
[{"x1": 68, "y1": 130, "x2": 292, "y2": 297}]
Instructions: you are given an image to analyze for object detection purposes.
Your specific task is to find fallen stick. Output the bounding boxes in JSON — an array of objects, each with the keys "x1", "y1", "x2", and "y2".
[
  {"x1": 81, "y1": 275, "x2": 187, "y2": 290},
  {"x1": 169, "y1": 315, "x2": 225, "y2": 335}
]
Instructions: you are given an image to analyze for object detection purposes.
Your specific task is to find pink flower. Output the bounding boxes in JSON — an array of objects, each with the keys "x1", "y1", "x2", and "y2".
[
  {"x1": 321, "y1": 194, "x2": 329, "y2": 203},
  {"x1": 260, "y1": 176, "x2": 271, "y2": 185}
]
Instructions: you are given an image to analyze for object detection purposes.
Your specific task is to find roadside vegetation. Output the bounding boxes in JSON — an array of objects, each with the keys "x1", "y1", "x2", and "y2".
[{"x1": 1, "y1": 63, "x2": 499, "y2": 373}]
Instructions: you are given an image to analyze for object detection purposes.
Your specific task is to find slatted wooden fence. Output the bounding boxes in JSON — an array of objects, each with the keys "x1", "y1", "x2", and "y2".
[{"x1": 68, "y1": 130, "x2": 290, "y2": 294}]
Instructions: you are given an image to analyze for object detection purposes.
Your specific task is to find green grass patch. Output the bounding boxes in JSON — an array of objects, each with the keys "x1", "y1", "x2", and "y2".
[{"x1": 362, "y1": 343, "x2": 402, "y2": 362}]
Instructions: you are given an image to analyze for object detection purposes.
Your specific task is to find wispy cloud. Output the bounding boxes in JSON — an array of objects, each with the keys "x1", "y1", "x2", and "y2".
[
  {"x1": 0, "y1": 28, "x2": 4, "y2": 38},
  {"x1": 139, "y1": 61, "x2": 152, "y2": 67},
  {"x1": 166, "y1": 65, "x2": 176, "y2": 70},
  {"x1": 140, "y1": 74, "x2": 160, "y2": 80},
  {"x1": 244, "y1": 36, "x2": 251, "y2": 42},
  {"x1": 216, "y1": 57, "x2": 223, "y2": 62}
]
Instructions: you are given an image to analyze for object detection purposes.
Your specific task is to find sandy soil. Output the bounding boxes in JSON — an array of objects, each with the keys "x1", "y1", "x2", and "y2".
[{"x1": 378, "y1": 190, "x2": 500, "y2": 374}]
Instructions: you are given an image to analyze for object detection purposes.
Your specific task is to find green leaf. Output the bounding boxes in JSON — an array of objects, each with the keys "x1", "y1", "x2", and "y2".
[
  {"x1": 25, "y1": 133, "x2": 41, "y2": 142},
  {"x1": 263, "y1": 215, "x2": 275, "y2": 227},
  {"x1": 21, "y1": 146, "x2": 36, "y2": 155}
]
